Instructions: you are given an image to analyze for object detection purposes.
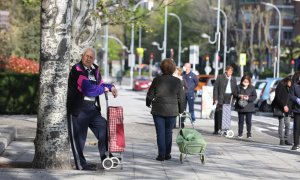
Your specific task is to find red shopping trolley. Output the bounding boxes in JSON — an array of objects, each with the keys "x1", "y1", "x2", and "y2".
[{"x1": 102, "y1": 92, "x2": 125, "y2": 170}]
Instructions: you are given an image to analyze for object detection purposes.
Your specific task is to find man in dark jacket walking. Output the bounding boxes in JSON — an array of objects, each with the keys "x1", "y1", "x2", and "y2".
[
  {"x1": 182, "y1": 63, "x2": 198, "y2": 122},
  {"x1": 213, "y1": 66, "x2": 238, "y2": 134}
]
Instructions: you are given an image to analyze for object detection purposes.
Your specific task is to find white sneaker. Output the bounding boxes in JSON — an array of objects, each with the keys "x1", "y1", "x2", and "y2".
[{"x1": 237, "y1": 135, "x2": 243, "y2": 138}]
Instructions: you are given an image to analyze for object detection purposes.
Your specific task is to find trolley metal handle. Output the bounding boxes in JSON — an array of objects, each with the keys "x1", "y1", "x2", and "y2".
[{"x1": 105, "y1": 91, "x2": 108, "y2": 101}]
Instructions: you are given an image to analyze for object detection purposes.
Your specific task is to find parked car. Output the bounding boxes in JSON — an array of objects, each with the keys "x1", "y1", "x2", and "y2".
[
  {"x1": 258, "y1": 78, "x2": 282, "y2": 112},
  {"x1": 132, "y1": 77, "x2": 152, "y2": 91},
  {"x1": 195, "y1": 75, "x2": 214, "y2": 97},
  {"x1": 253, "y1": 79, "x2": 267, "y2": 105}
]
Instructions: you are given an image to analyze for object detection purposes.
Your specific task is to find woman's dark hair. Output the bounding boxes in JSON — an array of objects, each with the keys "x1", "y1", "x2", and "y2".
[
  {"x1": 240, "y1": 75, "x2": 252, "y2": 86},
  {"x1": 292, "y1": 71, "x2": 300, "y2": 85},
  {"x1": 281, "y1": 76, "x2": 292, "y2": 86},
  {"x1": 160, "y1": 59, "x2": 176, "y2": 75}
]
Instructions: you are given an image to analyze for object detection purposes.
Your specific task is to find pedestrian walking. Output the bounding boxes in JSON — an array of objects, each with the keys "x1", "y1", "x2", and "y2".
[
  {"x1": 173, "y1": 67, "x2": 187, "y2": 128},
  {"x1": 182, "y1": 63, "x2": 198, "y2": 122},
  {"x1": 67, "y1": 47, "x2": 118, "y2": 170},
  {"x1": 289, "y1": 75, "x2": 300, "y2": 150},
  {"x1": 235, "y1": 75, "x2": 257, "y2": 138},
  {"x1": 271, "y1": 76, "x2": 293, "y2": 145},
  {"x1": 213, "y1": 66, "x2": 238, "y2": 135},
  {"x1": 146, "y1": 59, "x2": 185, "y2": 161}
]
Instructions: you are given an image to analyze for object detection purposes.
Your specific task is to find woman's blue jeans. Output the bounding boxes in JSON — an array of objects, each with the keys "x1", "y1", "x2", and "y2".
[{"x1": 153, "y1": 115, "x2": 176, "y2": 157}]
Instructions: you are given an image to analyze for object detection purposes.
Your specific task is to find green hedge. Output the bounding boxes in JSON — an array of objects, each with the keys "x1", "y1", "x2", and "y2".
[{"x1": 0, "y1": 73, "x2": 39, "y2": 114}]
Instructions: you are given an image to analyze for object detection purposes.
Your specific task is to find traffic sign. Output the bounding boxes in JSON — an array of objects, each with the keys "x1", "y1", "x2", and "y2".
[
  {"x1": 128, "y1": 54, "x2": 135, "y2": 67},
  {"x1": 240, "y1": 53, "x2": 246, "y2": 66},
  {"x1": 136, "y1": 48, "x2": 144, "y2": 57},
  {"x1": 189, "y1": 45, "x2": 199, "y2": 64}
]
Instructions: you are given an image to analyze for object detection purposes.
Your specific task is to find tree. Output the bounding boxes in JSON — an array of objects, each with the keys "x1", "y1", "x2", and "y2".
[
  {"x1": 0, "y1": 0, "x2": 40, "y2": 60},
  {"x1": 33, "y1": 0, "x2": 165, "y2": 169},
  {"x1": 32, "y1": 0, "x2": 73, "y2": 169}
]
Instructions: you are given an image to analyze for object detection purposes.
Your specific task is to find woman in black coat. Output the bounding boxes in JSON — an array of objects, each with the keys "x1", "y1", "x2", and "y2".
[
  {"x1": 235, "y1": 75, "x2": 257, "y2": 138},
  {"x1": 146, "y1": 59, "x2": 185, "y2": 161},
  {"x1": 289, "y1": 75, "x2": 300, "y2": 150},
  {"x1": 271, "y1": 76, "x2": 293, "y2": 145}
]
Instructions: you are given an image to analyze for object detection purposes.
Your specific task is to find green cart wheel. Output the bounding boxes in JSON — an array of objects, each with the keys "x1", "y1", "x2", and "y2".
[
  {"x1": 180, "y1": 153, "x2": 183, "y2": 164},
  {"x1": 200, "y1": 155, "x2": 206, "y2": 164}
]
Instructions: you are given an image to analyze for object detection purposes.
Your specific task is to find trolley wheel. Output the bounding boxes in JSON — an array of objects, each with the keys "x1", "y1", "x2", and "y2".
[
  {"x1": 111, "y1": 157, "x2": 120, "y2": 169},
  {"x1": 225, "y1": 130, "x2": 234, "y2": 138},
  {"x1": 200, "y1": 155, "x2": 206, "y2": 165},
  {"x1": 102, "y1": 158, "x2": 114, "y2": 170},
  {"x1": 180, "y1": 153, "x2": 183, "y2": 164}
]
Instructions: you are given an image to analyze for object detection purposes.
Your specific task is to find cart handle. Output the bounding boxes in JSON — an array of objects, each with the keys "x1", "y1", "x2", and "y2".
[{"x1": 105, "y1": 91, "x2": 108, "y2": 101}]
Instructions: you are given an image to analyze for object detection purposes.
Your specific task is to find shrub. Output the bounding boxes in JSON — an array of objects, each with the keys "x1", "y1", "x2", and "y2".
[
  {"x1": 0, "y1": 72, "x2": 39, "y2": 114},
  {"x1": 4, "y1": 56, "x2": 39, "y2": 74}
]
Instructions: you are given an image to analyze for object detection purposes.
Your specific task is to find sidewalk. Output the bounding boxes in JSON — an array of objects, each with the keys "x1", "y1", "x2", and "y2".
[{"x1": 0, "y1": 87, "x2": 300, "y2": 179}]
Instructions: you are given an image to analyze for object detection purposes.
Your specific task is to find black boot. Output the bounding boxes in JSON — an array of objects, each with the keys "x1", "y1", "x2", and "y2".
[
  {"x1": 280, "y1": 140, "x2": 284, "y2": 145},
  {"x1": 156, "y1": 155, "x2": 165, "y2": 161},
  {"x1": 285, "y1": 140, "x2": 292, "y2": 145}
]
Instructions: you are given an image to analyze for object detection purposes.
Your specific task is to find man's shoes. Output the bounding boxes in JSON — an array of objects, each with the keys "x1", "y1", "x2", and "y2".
[
  {"x1": 247, "y1": 133, "x2": 252, "y2": 139},
  {"x1": 213, "y1": 132, "x2": 218, "y2": 135},
  {"x1": 237, "y1": 135, "x2": 243, "y2": 138},
  {"x1": 280, "y1": 140, "x2": 285, "y2": 145},
  {"x1": 291, "y1": 145, "x2": 299, "y2": 150},
  {"x1": 285, "y1": 141, "x2": 292, "y2": 145},
  {"x1": 165, "y1": 154, "x2": 172, "y2": 160},
  {"x1": 82, "y1": 164, "x2": 95, "y2": 171},
  {"x1": 101, "y1": 155, "x2": 107, "y2": 162},
  {"x1": 156, "y1": 155, "x2": 165, "y2": 161}
]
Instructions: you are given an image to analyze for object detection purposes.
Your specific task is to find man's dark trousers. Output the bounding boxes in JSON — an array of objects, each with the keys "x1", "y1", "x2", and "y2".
[
  {"x1": 214, "y1": 93, "x2": 232, "y2": 133},
  {"x1": 68, "y1": 101, "x2": 107, "y2": 170},
  {"x1": 185, "y1": 92, "x2": 195, "y2": 122}
]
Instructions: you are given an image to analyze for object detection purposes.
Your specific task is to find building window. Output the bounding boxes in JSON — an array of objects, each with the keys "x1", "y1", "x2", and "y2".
[
  {"x1": 283, "y1": 31, "x2": 293, "y2": 40},
  {"x1": 0, "y1": 11, "x2": 9, "y2": 29},
  {"x1": 240, "y1": 0, "x2": 258, "y2": 3}
]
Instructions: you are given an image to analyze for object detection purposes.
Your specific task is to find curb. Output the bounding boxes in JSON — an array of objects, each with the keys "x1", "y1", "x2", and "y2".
[{"x1": 0, "y1": 125, "x2": 17, "y2": 155}]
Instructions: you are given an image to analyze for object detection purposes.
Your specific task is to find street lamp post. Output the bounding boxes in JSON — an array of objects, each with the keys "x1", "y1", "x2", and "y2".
[
  {"x1": 261, "y1": 2, "x2": 281, "y2": 78},
  {"x1": 162, "y1": 0, "x2": 168, "y2": 60},
  {"x1": 130, "y1": 0, "x2": 151, "y2": 88},
  {"x1": 101, "y1": 35, "x2": 130, "y2": 73},
  {"x1": 103, "y1": 22, "x2": 109, "y2": 81},
  {"x1": 168, "y1": 12, "x2": 182, "y2": 67},
  {"x1": 152, "y1": 41, "x2": 164, "y2": 60},
  {"x1": 201, "y1": 0, "x2": 221, "y2": 79},
  {"x1": 211, "y1": 7, "x2": 227, "y2": 73}
]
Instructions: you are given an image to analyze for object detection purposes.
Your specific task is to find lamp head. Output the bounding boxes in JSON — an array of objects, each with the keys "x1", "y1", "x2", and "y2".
[
  {"x1": 147, "y1": 0, "x2": 154, "y2": 11},
  {"x1": 152, "y1": 41, "x2": 159, "y2": 46},
  {"x1": 201, "y1": 33, "x2": 210, "y2": 39}
]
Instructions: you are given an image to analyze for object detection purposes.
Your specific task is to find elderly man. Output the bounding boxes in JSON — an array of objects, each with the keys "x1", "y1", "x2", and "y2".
[
  {"x1": 213, "y1": 65, "x2": 238, "y2": 135},
  {"x1": 67, "y1": 47, "x2": 118, "y2": 170},
  {"x1": 182, "y1": 63, "x2": 198, "y2": 122}
]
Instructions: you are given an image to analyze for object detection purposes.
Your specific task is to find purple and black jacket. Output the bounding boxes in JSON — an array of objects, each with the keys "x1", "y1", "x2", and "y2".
[{"x1": 67, "y1": 62, "x2": 114, "y2": 115}]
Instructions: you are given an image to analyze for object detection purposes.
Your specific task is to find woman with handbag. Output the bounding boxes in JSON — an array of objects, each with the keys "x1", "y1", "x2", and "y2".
[
  {"x1": 271, "y1": 76, "x2": 293, "y2": 146},
  {"x1": 235, "y1": 75, "x2": 257, "y2": 138}
]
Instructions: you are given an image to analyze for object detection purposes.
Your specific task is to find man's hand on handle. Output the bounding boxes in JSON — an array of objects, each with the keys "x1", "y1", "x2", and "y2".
[{"x1": 111, "y1": 87, "x2": 118, "y2": 98}]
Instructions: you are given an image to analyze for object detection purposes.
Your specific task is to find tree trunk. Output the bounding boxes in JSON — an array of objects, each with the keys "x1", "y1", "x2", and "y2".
[
  {"x1": 69, "y1": 0, "x2": 100, "y2": 66},
  {"x1": 33, "y1": 0, "x2": 100, "y2": 169},
  {"x1": 33, "y1": 0, "x2": 72, "y2": 169}
]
